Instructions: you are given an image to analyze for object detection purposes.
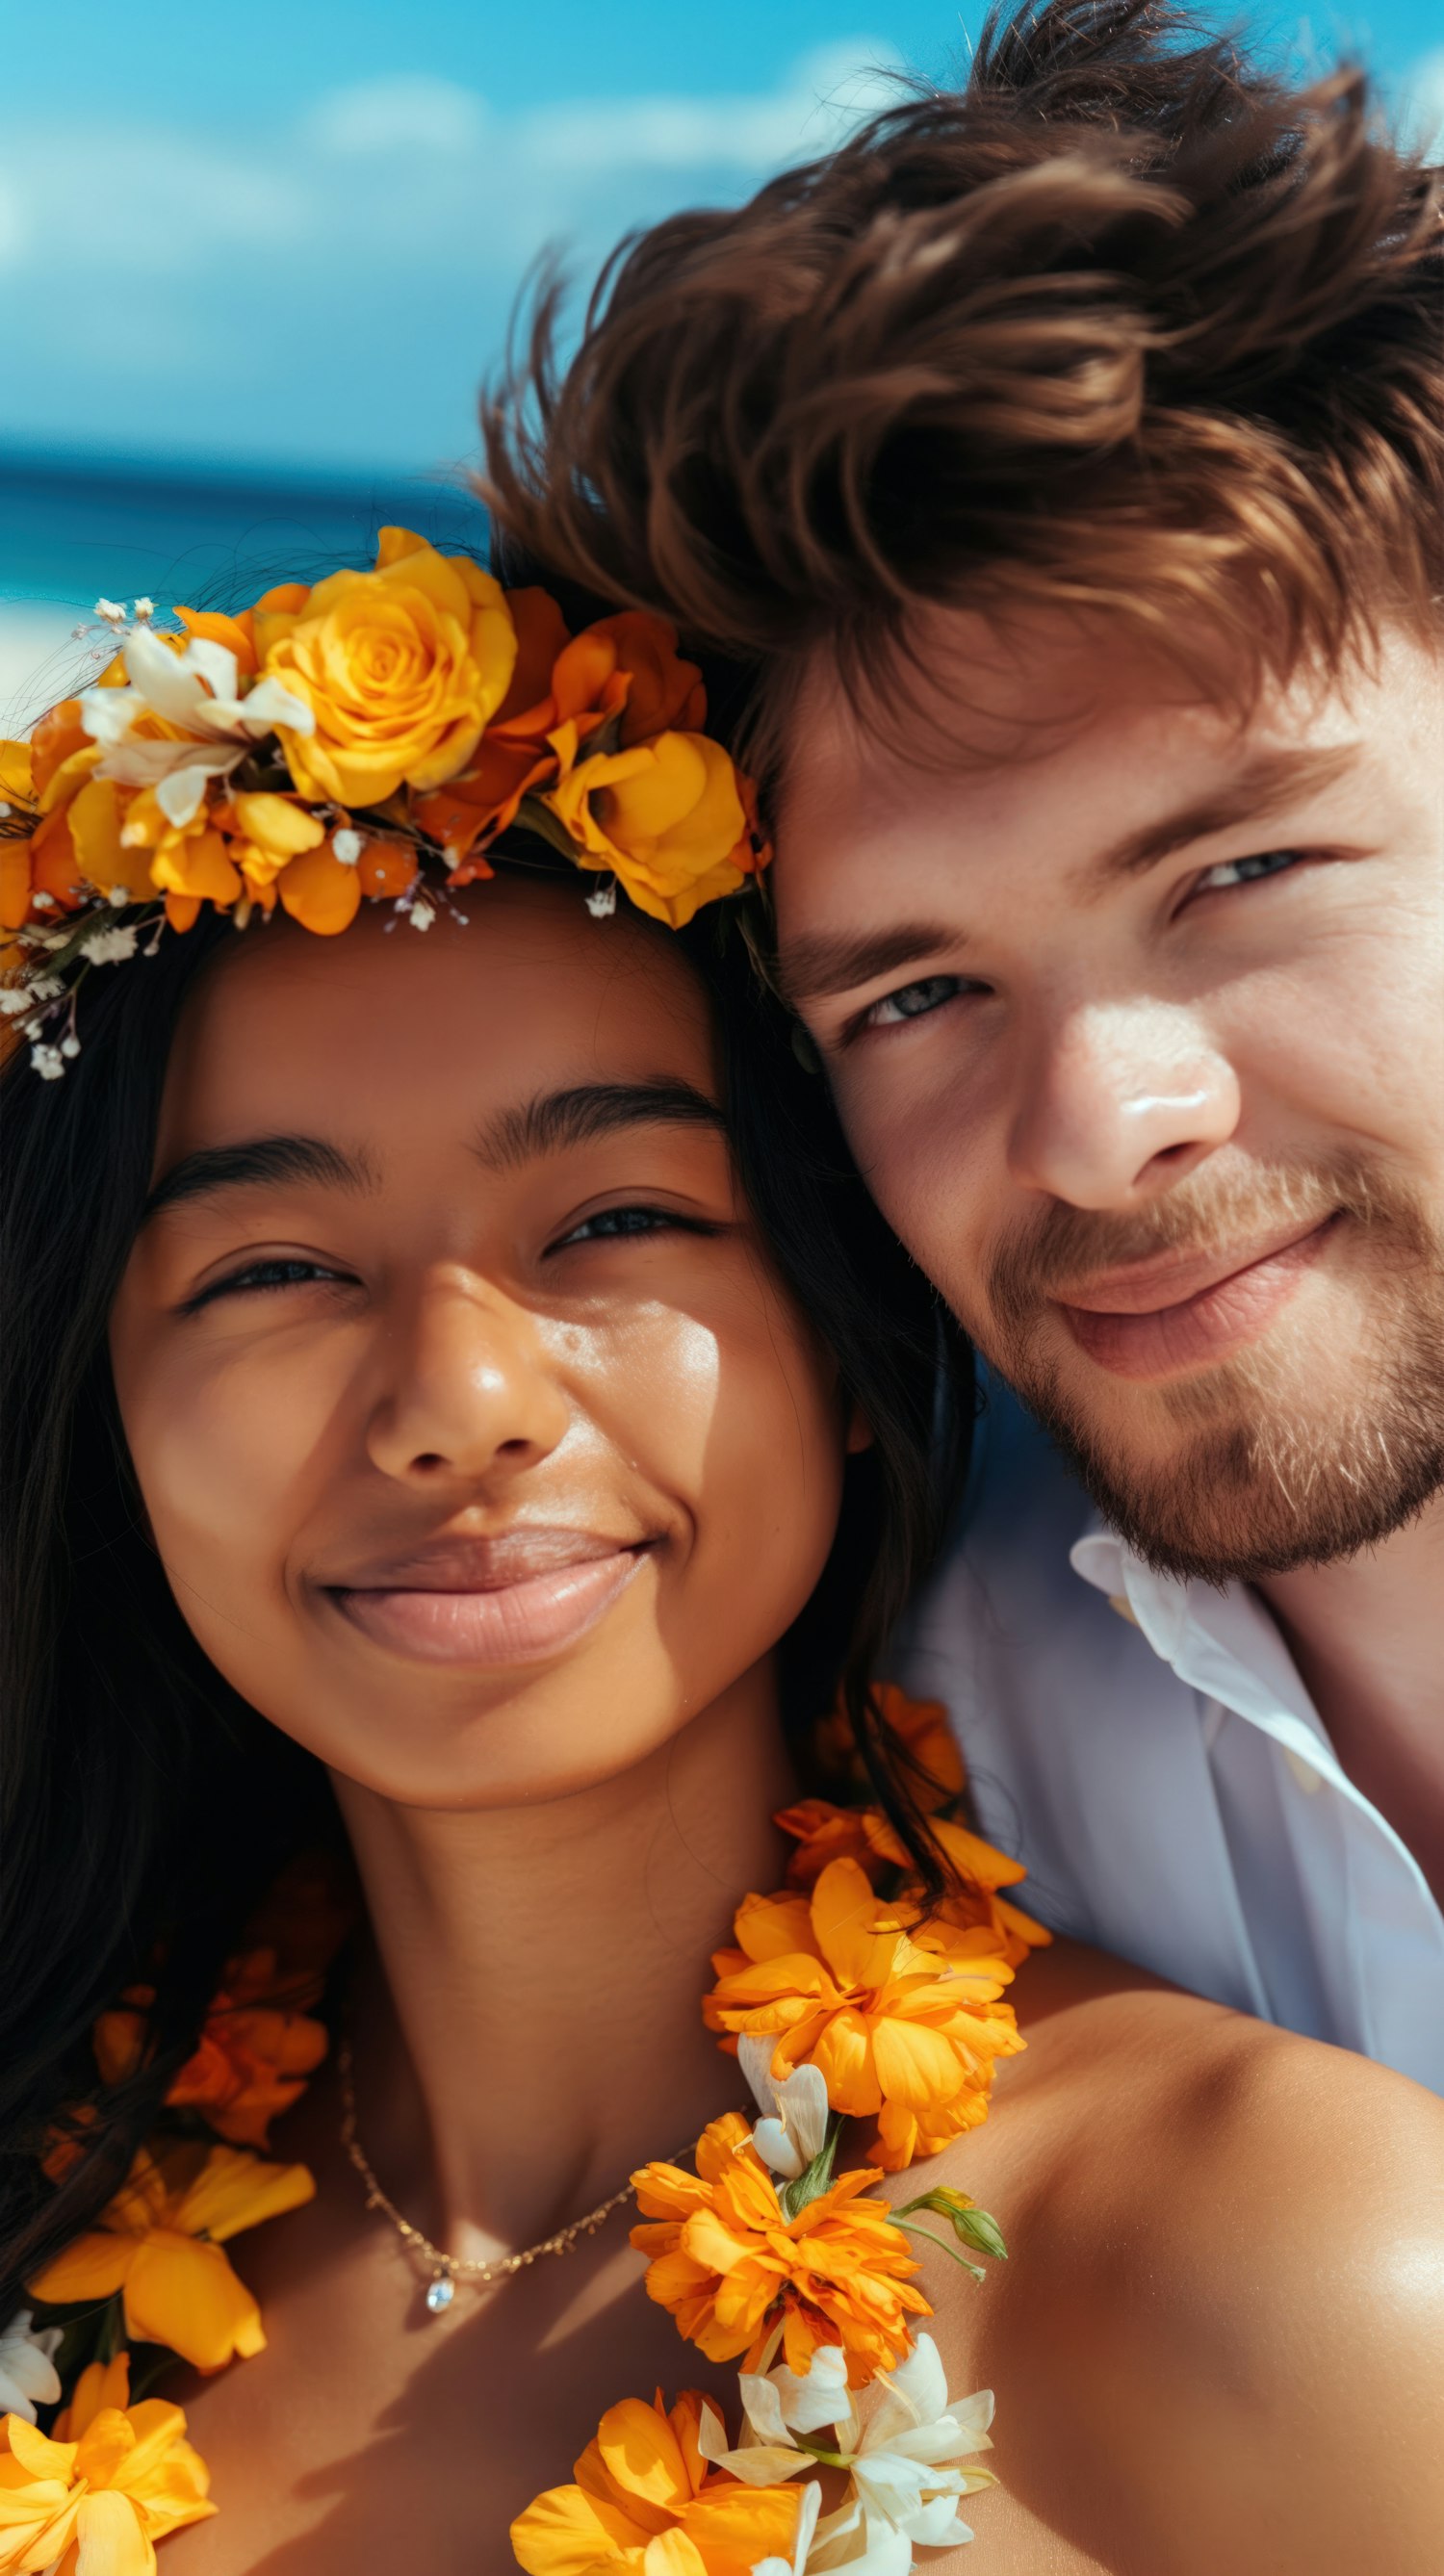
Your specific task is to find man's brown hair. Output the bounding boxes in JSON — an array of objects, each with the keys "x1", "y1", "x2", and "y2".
[{"x1": 481, "y1": 0, "x2": 1442, "y2": 786}]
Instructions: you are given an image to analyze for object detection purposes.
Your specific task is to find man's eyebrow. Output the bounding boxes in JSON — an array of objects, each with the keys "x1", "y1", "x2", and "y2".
[
  {"x1": 472, "y1": 1080, "x2": 728, "y2": 1172},
  {"x1": 142, "y1": 1136, "x2": 376, "y2": 1224},
  {"x1": 773, "y1": 921, "x2": 962, "y2": 1013},
  {"x1": 1090, "y1": 744, "x2": 1362, "y2": 884}
]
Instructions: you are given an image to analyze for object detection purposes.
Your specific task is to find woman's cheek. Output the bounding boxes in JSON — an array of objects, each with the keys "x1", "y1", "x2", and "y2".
[{"x1": 125, "y1": 1335, "x2": 348, "y2": 1625}]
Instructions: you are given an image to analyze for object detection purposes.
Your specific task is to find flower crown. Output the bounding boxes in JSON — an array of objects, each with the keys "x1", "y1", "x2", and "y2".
[{"x1": 0, "y1": 528, "x2": 769, "y2": 1079}]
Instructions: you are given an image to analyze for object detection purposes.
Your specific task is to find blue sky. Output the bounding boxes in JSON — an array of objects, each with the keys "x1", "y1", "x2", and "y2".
[{"x1": 2, "y1": 2, "x2": 1439, "y2": 476}]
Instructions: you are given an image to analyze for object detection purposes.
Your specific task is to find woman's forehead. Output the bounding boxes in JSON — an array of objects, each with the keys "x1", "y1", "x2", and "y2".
[{"x1": 157, "y1": 880, "x2": 718, "y2": 1160}]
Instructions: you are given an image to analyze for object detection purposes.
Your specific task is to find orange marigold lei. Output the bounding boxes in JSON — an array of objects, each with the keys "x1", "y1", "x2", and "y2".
[
  {"x1": 0, "y1": 532, "x2": 769, "y2": 1079},
  {"x1": 3, "y1": 1700, "x2": 1044, "y2": 2573}
]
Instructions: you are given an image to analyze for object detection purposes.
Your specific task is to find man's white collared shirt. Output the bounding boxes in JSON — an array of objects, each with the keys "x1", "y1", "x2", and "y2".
[{"x1": 901, "y1": 1378, "x2": 1444, "y2": 2092}]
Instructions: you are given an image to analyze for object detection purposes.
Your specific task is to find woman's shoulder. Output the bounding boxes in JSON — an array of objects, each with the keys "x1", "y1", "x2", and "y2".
[{"x1": 893, "y1": 1940, "x2": 1444, "y2": 2574}]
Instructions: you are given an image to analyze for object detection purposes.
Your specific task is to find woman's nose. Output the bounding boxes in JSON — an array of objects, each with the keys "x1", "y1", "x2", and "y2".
[
  {"x1": 365, "y1": 1273, "x2": 570, "y2": 1486},
  {"x1": 1006, "y1": 1001, "x2": 1242, "y2": 1209}
]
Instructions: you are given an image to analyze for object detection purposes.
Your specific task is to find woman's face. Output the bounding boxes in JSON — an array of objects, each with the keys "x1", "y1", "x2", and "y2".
[{"x1": 110, "y1": 882, "x2": 850, "y2": 1806}]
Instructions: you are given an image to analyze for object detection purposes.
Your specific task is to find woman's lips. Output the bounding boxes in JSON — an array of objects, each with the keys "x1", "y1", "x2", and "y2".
[
  {"x1": 327, "y1": 1532, "x2": 649, "y2": 1666},
  {"x1": 1055, "y1": 1213, "x2": 1340, "y2": 1380}
]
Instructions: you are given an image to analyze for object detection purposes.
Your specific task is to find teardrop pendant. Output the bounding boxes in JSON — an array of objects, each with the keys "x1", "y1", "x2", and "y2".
[{"x1": 425, "y1": 2273, "x2": 455, "y2": 2315}]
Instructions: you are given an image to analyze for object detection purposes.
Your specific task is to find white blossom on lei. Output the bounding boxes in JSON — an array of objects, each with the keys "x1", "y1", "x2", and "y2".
[
  {"x1": 80, "y1": 625, "x2": 313, "y2": 829},
  {"x1": 738, "y1": 2030, "x2": 830, "y2": 2180},
  {"x1": 0, "y1": 2308, "x2": 63, "y2": 2425},
  {"x1": 701, "y1": 2333, "x2": 995, "y2": 2573}
]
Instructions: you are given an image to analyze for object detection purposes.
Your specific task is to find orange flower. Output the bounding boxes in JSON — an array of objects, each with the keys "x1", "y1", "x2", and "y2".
[
  {"x1": 631, "y1": 2112, "x2": 929, "y2": 2384},
  {"x1": 704, "y1": 1859, "x2": 1023, "y2": 2172},
  {"x1": 95, "y1": 1957, "x2": 327, "y2": 2152},
  {"x1": 0, "y1": 2351, "x2": 214, "y2": 2572},
  {"x1": 812, "y1": 1685, "x2": 965, "y2": 1812},
  {"x1": 510, "y1": 2388, "x2": 804, "y2": 2576},
  {"x1": 545, "y1": 732, "x2": 759, "y2": 930},
  {"x1": 28, "y1": 2141, "x2": 313, "y2": 2372},
  {"x1": 415, "y1": 602, "x2": 706, "y2": 876}
]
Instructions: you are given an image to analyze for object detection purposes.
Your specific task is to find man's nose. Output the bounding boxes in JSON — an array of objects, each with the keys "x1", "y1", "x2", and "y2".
[
  {"x1": 365, "y1": 1273, "x2": 570, "y2": 1486},
  {"x1": 1006, "y1": 1000, "x2": 1241, "y2": 1208}
]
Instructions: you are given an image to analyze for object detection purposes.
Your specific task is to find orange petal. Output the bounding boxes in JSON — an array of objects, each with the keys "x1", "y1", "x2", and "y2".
[
  {"x1": 28, "y1": 2231, "x2": 136, "y2": 2307},
  {"x1": 276, "y1": 841, "x2": 363, "y2": 935}
]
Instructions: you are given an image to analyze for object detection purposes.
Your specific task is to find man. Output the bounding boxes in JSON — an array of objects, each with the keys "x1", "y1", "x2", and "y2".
[{"x1": 484, "y1": 2, "x2": 1444, "y2": 2083}]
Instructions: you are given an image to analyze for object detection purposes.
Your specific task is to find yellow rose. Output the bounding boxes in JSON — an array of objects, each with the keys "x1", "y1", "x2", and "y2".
[
  {"x1": 544, "y1": 731, "x2": 753, "y2": 930},
  {"x1": 256, "y1": 528, "x2": 517, "y2": 810}
]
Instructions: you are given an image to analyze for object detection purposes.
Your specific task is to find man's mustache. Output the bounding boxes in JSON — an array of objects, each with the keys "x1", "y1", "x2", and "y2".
[{"x1": 984, "y1": 1151, "x2": 1396, "y2": 1331}]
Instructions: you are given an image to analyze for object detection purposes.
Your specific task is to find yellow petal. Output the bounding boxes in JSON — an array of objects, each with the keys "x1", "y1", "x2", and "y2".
[
  {"x1": 871, "y1": 2016, "x2": 967, "y2": 2109},
  {"x1": 71, "y1": 2486, "x2": 152, "y2": 2576},
  {"x1": 28, "y1": 2231, "x2": 136, "y2": 2307},
  {"x1": 595, "y1": 2399, "x2": 691, "y2": 2515},
  {"x1": 642, "y1": 2535, "x2": 708, "y2": 2576},
  {"x1": 0, "y1": 740, "x2": 34, "y2": 805},
  {"x1": 510, "y1": 2480, "x2": 643, "y2": 2573},
  {"x1": 229, "y1": 793, "x2": 325, "y2": 860},
  {"x1": 810, "y1": 1859, "x2": 898, "y2": 1993},
  {"x1": 55, "y1": 2356, "x2": 131, "y2": 2442},
  {"x1": 68, "y1": 779, "x2": 155, "y2": 901},
  {"x1": 120, "y1": 2233, "x2": 265, "y2": 2373}
]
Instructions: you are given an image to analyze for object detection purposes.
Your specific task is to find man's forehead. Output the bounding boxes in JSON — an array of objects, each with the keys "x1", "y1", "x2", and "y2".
[{"x1": 774, "y1": 609, "x2": 1411, "y2": 860}]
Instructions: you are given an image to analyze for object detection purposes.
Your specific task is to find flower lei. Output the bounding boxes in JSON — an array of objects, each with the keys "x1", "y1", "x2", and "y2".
[
  {"x1": 0, "y1": 1694, "x2": 1046, "y2": 2573},
  {"x1": 0, "y1": 528, "x2": 768, "y2": 1078}
]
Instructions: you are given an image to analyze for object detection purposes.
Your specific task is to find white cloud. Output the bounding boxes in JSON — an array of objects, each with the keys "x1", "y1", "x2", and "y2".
[
  {"x1": 0, "y1": 39, "x2": 903, "y2": 464},
  {"x1": 1404, "y1": 46, "x2": 1444, "y2": 157},
  {"x1": 304, "y1": 75, "x2": 490, "y2": 158}
]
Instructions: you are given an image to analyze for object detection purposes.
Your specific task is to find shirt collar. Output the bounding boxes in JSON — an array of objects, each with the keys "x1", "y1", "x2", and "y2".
[{"x1": 1070, "y1": 1515, "x2": 1351, "y2": 1788}]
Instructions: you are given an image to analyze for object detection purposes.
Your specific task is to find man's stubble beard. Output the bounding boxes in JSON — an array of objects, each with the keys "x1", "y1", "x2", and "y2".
[{"x1": 971, "y1": 1152, "x2": 1444, "y2": 1584}]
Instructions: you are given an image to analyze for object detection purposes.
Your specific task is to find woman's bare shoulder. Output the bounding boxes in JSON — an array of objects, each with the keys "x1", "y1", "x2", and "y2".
[{"x1": 886, "y1": 1940, "x2": 1444, "y2": 2575}]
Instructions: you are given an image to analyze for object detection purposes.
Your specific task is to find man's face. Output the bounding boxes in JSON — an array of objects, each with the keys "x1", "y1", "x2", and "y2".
[{"x1": 774, "y1": 613, "x2": 1444, "y2": 1579}]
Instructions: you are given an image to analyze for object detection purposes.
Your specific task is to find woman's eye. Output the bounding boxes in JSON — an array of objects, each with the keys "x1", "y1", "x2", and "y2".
[
  {"x1": 187, "y1": 1258, "x2": 348, "y2": 1310},
  {"x1": 551, "y1": 1205, "x2": 703, "y2": 1251},
  {"x1": 1194, "y1": 848, "x2": 1305, "y2": 895},
  {"x1": 864, "y1": 974, "x2": 965, "y2": 1029}
]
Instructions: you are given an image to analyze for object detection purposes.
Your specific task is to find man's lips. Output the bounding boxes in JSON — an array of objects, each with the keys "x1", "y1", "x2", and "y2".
[
  {"x1": 1053, "y1": 1212, "x2": 1341, "y2": 1379},
  {"x1": 324, "y1": 1529, "x2": 653, "y2": 1666}
]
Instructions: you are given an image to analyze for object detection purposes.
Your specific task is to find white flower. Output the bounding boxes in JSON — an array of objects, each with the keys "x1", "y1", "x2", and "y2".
[
  {"x1": 702, "y1": 2335, "x2": 995, "y2": 2572},
  {"x1": 0, "y1": 2309, "x2": 63, "y2": 2424},
  {"x1": 585, "y1": 878, "x2": 618, "y2": 918},
  {"x1": 79, "y1": 625, "x2": 314, "y2": 828},
  {"x1": 408, "y1": 896, "x2": 436, "y2": 932},
  {"x1": 133, "y1": 597, "x2": 156, "y2": 620},
  {"x1": 739, "y1": 2032, "x2": 830, "y2": 2180},
  {"x1": 0, "y1": 989, "x2": 31, "y2": 1016},
  {"x1": 331, "y1": 827, "x2": 363, "y2": 866},
  {"x1": 94, "y1": 597, "x2": 128, "y2": 625},
  {"x1": 31, "y1": 1044, "x2": 64, "y2": 1079},
  {"x1": 81, "y1": 923, "x2": 141, "y2": 966}
]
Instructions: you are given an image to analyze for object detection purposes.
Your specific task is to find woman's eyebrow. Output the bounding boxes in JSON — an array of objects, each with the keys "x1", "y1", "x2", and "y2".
[
  {"x1": 141, "y1": 1136, "x2": 377, "y2": 1224},
  {"x1": 473, "y1": 1080, "x2": 728, "y2": 1172}
]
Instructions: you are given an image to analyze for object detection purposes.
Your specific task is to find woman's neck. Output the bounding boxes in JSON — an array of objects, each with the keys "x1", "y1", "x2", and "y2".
[{"x1": 330, "y1": 1662, "x2": 795, "y2": 2261}]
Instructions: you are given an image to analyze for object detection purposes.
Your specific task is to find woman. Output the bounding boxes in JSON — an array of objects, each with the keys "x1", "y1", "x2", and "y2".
[{"x1": 0, "y1": 545, "x2": 1439, "y2": 2574}]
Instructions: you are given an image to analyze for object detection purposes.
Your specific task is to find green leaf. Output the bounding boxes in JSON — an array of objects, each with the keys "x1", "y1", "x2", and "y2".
[
  {"x1": 897, "y1": 2187, "x2": 1008, "y2": 2263},
  {"x1": 777, "y1": 2114, "x2": 844, "y2": 2220}
]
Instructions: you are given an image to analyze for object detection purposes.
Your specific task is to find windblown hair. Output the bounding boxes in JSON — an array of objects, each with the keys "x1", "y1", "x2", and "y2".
[
  {"x1": 482, "y1": 0, "x2": 1443, "y2": 786},
  {"x1": 0, "y1": 856, "x2": 969, "y2": 2315}
]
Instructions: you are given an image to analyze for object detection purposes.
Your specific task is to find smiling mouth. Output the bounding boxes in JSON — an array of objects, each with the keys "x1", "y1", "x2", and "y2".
[
  {"x1": 325, "y1": 1530, "x2": 654, "y2": 1666},
  {"x1": 1054, "y1": 1211, "x2": 1342, "y2": 1380}
]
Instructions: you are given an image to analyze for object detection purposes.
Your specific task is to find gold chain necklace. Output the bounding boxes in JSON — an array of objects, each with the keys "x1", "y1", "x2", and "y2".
[{"x1": 337, "y1": 2035, "x2": 705, "y2": 2317}]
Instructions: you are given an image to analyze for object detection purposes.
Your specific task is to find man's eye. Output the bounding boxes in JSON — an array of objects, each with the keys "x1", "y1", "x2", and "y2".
[
  {"x1": 1194, "y1": 848, "x2": 1305, "y2": 894},
  {"x1": 864, "y1": 975, "x2": 964, "y2": 1029}
]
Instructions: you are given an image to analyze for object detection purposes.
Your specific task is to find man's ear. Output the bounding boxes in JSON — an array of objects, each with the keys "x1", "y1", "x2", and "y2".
[{"x1": 845, "y1": 1402, "x2": 874, "y2": 1456}]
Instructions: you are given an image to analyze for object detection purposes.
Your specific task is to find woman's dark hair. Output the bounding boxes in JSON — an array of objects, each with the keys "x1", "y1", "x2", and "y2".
[{"x1": 0, "y1": 854, "x2": 971, "y2": 2314}]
